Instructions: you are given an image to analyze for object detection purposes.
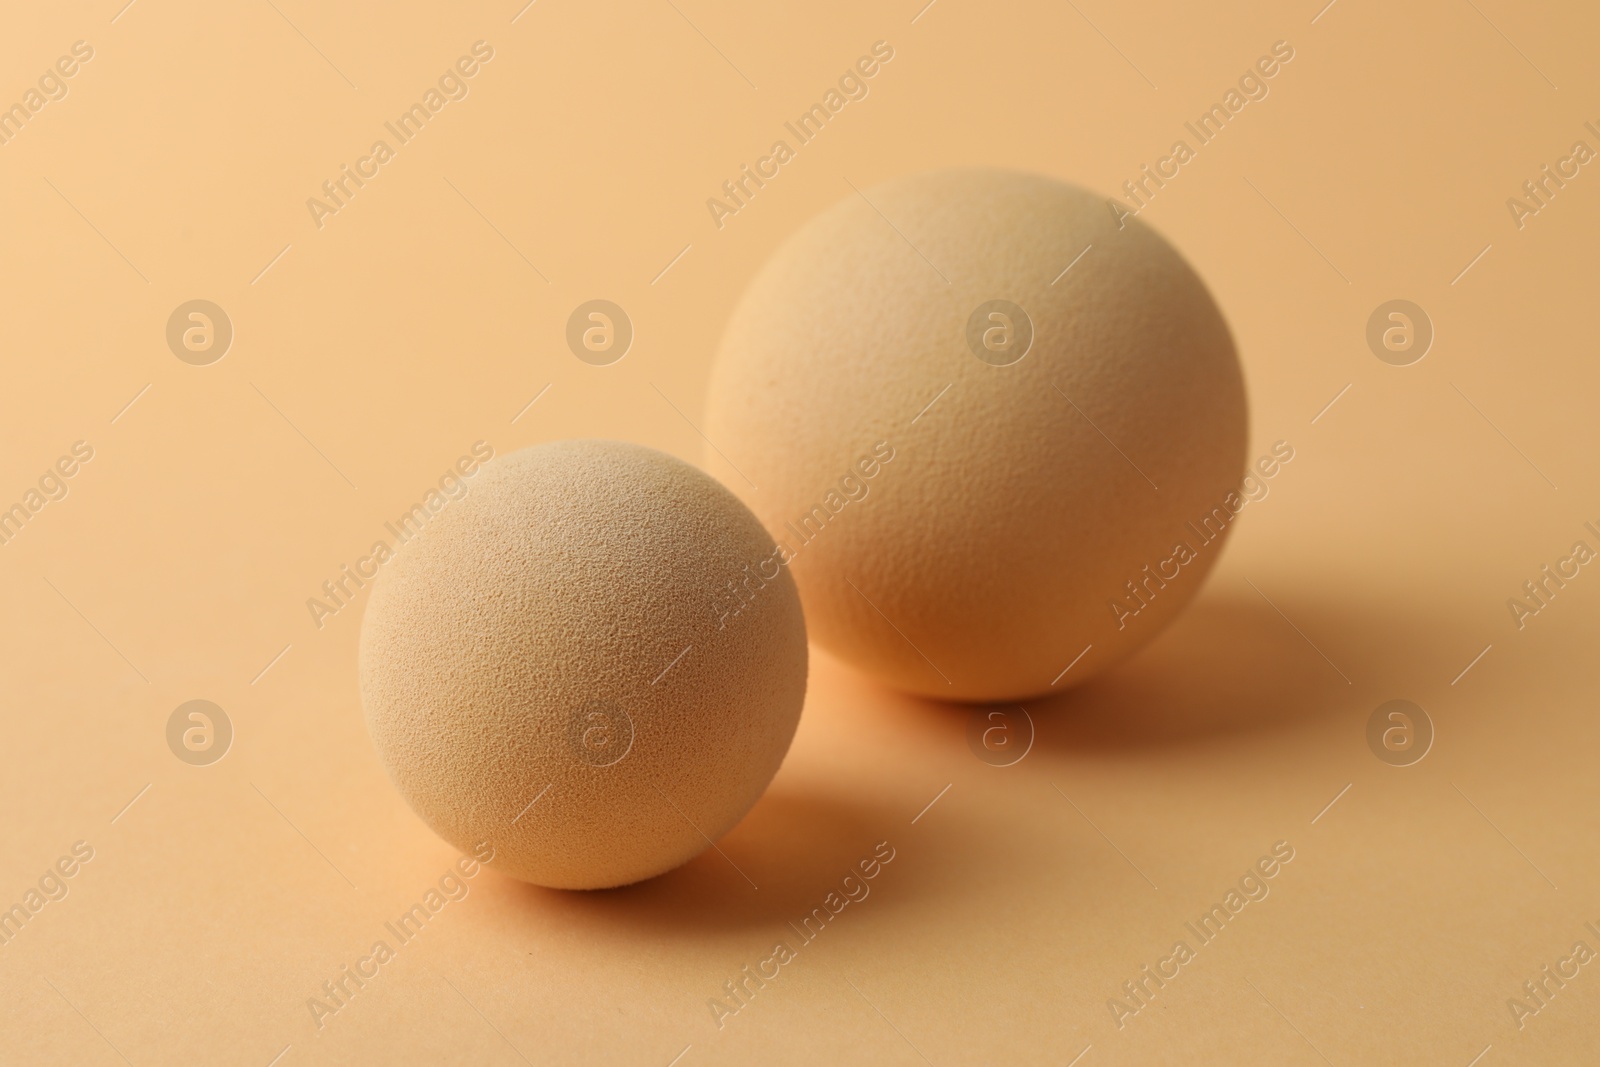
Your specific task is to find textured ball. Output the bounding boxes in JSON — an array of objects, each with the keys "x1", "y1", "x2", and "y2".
[
  {"x1": 705, "y1": 169, "x2": 1247, "y2": 701},
  {"x1": 359, "y1": 440, "x2": 807, "y2": 889}
]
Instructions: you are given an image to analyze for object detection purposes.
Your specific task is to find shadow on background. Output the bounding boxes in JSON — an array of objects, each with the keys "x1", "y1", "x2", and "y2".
[
  {"x1": 495, "y1": 786, "x2": 924, "y2": 934},
  {"x1": 1024, "y1": 592, "x2": 1359, "y2": 752},
  {"x1": 486, "y1": 587, "x2": 1461, "y2": 929},
  {"x1": 905, "y1": 586, "x2": 1469, "y2": 754}
]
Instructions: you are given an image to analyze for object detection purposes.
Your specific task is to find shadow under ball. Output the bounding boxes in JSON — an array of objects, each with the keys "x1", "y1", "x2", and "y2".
[
  {"x1": 359, "y1": 440, "x2": 808, "y2": 889},
  {"x1": 705, "y1": 169, "x2": 1247, "y2": 702}
]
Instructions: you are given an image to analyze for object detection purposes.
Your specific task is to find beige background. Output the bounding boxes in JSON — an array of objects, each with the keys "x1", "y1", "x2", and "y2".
[{"x1": 2, "y1": 0, "x2": 1598, "y2": 1063}]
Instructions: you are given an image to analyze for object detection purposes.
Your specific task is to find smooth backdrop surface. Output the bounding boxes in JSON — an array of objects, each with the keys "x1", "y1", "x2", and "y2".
[{"x1": 1, "y1": 0, "x2": 1597, "y2": 1064}]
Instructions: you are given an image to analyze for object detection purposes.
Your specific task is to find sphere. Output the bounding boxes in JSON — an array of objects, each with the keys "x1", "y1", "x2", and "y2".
[
  {"x1": 705, "y1": 169, "x2": 1247, "y2": 701},
  {"x1": 359, "y1": 440, "x2": 807, "y2": 889}
]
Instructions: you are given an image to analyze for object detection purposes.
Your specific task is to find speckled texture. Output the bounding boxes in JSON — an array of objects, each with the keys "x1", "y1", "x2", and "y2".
[
  {"x1": 359, "y1": 440, "x2": 808, "y2": 889},
  {"x1": 705, "y1": 169, "x2": 1247, "y2": 701}
]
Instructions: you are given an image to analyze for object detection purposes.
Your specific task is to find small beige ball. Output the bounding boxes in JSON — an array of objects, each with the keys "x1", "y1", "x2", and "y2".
[
  {"x1": 359, "y1": 440, "x2": 807, "y2": 889},
  {"x1": 706, "y1": 169, "x2": 1247, "y2": 701}
]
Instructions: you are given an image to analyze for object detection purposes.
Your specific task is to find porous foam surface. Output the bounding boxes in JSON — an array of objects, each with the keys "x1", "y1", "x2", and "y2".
[
  {"x1": 706, "y1": 169, "x2": 1247, "y2": 700},
  {"x1": 360, "y1": 439, "x2": 808, "y2": 889}
]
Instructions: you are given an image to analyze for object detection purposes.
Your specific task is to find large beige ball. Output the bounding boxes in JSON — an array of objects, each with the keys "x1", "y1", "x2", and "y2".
[
  {"x1": 359, "y1": 440, "x2": 807, "y2": 889},
  {"x1": 705, "y1": 169, "x2": 1247, "y2": 701}
]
